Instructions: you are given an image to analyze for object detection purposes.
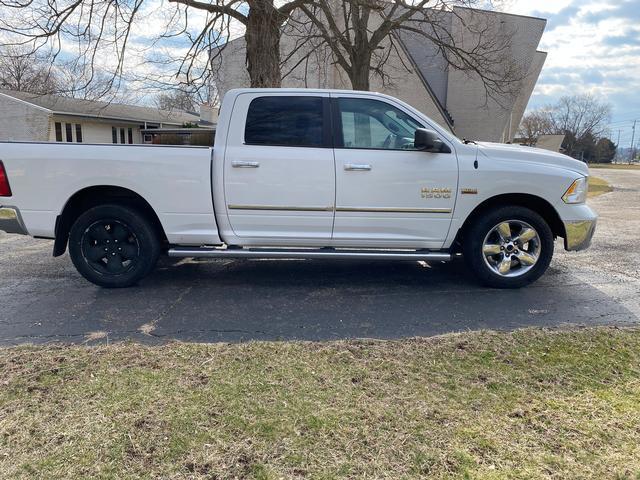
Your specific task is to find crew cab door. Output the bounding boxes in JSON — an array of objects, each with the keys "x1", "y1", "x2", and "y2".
[
  {"x1": 331, "y1": 94, "x2": 458, "y2": 248},
  {"x1": 223, "y1": 93, "x2": 335, "y2": 240}
]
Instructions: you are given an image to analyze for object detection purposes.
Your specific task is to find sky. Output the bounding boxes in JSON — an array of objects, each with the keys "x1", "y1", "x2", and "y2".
[
  {"x1": 2, "y1": 0, "x2": 638, "y2": 144},
  {"x1": 500, "y1": 0, "x2": 640, "y2": 147}
]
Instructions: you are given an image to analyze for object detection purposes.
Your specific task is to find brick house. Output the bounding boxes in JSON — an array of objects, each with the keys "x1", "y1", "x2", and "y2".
[{"x1": 211, "y1": 6, "x2": 547, "y2": 143}]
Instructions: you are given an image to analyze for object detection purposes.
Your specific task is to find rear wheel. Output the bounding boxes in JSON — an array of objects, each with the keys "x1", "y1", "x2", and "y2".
[
  {"x1": 68, "y1": 204, "x2": 160, "y2": 288},
  {"x1": 463, "y1": 206, "x2": 554, "y2": 289}
]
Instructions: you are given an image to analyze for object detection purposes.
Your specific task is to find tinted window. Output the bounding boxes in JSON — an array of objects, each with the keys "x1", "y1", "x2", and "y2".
[
  {"x1": 55, "y1": 122, "x2": 62, "y2": 142},
  {"x1": 75, "y1": 124, "x2": 83, "y2": 143},
  {"x1": 245, "y1": 96, "x2": 324, "y2": 147},
  {"x1": 65, "y1": 123, "x2": 73, "y2": 142},
  {"x1": 338, "y1": 98, "x2": 423, "y2": 150},
  {"x1": 112, "y1": 127, "x2": 118, "y2": 144}
]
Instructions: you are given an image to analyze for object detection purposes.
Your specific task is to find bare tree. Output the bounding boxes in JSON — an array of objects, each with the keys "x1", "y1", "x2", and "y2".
[
  {"x1": 517, "y1": 110, "x2": 554, "y2": 146},
  {"x1": 549, "y1": 94, "x2": 611, "y2": 141},
  {"x1": 0, "y1": 46, "x2": 59, "y2": 93},
  {"x1": 519, "y1": 94, "x2": 612, "y2": 159},
  {"x1": 291, "y1": 0, "x2": 523, "y2": 99},
  {"x1": 155, "y1": 89, "x2": 202, "y2": 112},
  {"x1": 0, "y1": 0, "x2": 313, "y2": 96}
]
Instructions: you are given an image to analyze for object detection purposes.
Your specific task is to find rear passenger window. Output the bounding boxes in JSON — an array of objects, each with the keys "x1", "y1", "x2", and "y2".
[{"x1": 245, "y1": 96, "x2": 324, "y2": 147}]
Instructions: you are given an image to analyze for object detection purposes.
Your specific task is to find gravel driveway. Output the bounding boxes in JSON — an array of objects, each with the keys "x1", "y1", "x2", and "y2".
[{"x1": 1, "y1": 168, "x2": 638, "y2": 345}]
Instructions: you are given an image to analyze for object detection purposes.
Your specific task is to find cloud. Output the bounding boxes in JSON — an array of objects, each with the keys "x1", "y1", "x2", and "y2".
[
  {"x1": 502, "y1": 0, "x2": 640, "y2": 131},
  {"x1": 601, "y1": 30, "x2": 640, "y2": 48},
  {"x1": 582, "y1": 0, "x2": 640, "y2": 24},
  {"x1": 530, "y1": 4, "x2": 581, "y2": 31}
]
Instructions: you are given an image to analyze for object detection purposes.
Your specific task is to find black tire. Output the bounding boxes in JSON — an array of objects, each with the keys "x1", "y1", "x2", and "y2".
[
  {"x1": 463, "y1": 206, "x2": 554, "y2": 289},
  {"x1": 68, "y1": 204, "x2": 161, "y2": 288}
]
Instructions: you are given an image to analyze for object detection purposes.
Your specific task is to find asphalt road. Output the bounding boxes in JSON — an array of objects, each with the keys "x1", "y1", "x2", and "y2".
[{"x1": 1, "y1": 168, "x2": 639, "y2": 345}]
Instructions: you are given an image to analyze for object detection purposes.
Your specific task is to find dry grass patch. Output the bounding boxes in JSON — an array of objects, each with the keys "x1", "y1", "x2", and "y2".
[
  {"x1": 2, "y1": 328, "x2": 640, "y2": 479},
  {"x1": 588, "y1": 176, "x2": 613, "y2": 198},
  {"x1": 589, "y1": 163, "x2": 640, "y2": 170}
]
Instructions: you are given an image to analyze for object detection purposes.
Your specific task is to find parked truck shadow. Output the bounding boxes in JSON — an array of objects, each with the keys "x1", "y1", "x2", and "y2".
[{"x1": 107, "y1": 256, "x2": 638, "y2": 343}]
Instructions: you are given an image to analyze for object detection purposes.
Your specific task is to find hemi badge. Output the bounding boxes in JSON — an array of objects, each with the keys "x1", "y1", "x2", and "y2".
[{"x1": 461, "y1": 188, "x2": 478, "y2": 195}]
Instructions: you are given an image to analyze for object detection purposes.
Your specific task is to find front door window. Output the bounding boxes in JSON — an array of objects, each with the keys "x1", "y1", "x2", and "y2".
[{"x1": 337, "y1": 98, "x2": 423, "y2": 151}]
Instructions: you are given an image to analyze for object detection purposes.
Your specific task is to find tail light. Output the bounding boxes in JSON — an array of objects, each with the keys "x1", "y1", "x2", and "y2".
[{"x1": 0, "y1": 161, "x2": 12, "y2": 197}]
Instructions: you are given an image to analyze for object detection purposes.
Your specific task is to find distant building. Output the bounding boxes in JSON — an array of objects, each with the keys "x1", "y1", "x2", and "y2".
[
  {"x1": 211, "y1": 6, "x2": 547, "y2": 143},
  {"x1": 530, "y1": 134, "x2": 566, "y2": 153},
  {"x1": 0, "y1": 90, "x2": 212, "y2": 144}
]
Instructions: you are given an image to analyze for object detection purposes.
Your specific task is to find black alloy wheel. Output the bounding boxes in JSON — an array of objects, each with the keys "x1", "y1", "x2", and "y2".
[{"x1": 68, "y1": 204, "x2": 160, "y2": 288}]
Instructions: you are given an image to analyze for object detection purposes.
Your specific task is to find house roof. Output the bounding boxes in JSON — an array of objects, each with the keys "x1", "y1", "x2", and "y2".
[{"x1": 0, "y1": 89, "x2": 200, "y2": 126}]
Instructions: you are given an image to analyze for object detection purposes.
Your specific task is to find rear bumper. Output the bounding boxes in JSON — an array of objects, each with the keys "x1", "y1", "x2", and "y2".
[
  {"x1": 563, "y1": 211, "x2": 597, "y2": 252},
  {"x1": 0, "y1": 206, "x2": 29, "y2": 235}
]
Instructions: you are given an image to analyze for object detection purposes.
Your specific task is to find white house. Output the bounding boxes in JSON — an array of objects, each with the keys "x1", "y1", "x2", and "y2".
[{"x1": 0, "y1": 90, "x2": 206, "y2": 144}]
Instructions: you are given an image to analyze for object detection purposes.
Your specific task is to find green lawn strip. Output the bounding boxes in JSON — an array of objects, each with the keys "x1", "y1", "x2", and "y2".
[
  {"x1": 588, "y1": 176, "x2": 614, "y2": 198},
  {"x1": 1, "y1": 328, "x2": 640, "y2": 479}
]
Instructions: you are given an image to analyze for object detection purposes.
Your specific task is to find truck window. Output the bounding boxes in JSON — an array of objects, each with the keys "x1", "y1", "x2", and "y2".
[
  {"x1": 337, "y1": 98, "x2": 423, "y2": 151},
  {"x1": 245, "y1": 96, "x2": 324, "y2": 148}
]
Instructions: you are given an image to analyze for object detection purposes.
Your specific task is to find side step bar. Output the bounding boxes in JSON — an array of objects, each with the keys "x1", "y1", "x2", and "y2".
[{"x1": 168, "y1": 247, "x2": 451, "y2": 262}]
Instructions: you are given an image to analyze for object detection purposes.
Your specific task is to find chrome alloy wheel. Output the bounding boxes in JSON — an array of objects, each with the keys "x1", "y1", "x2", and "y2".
[{"x1": 482, "y1": 220, "x2": 541, "y2": 278}]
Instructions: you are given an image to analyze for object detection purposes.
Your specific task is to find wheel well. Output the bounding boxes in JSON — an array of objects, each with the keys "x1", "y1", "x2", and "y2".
[
  {"x1": 53, "y1": 186, "x2": 167, "y2": 257},
  {"x1": 452, "y1": 193, "x2": 565, "y2": 253}
]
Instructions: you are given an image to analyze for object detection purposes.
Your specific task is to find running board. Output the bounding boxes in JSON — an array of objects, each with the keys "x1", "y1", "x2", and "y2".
[{"x1": 168, "y1": 247, "x2": 451, "y2": 262}]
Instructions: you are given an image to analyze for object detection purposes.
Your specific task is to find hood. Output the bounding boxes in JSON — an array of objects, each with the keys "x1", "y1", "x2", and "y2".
[{"x1": 477, "y1": 142, "x2": 589, "y2": 176}]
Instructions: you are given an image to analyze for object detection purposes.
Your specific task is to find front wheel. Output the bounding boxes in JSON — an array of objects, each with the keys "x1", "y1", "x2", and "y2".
[
  {"x1": 68, "y1": 204, "x2": 161, "y2": 288},
  {"x1": 463, "y1": 206, "x2": 554, "y2": 289}
]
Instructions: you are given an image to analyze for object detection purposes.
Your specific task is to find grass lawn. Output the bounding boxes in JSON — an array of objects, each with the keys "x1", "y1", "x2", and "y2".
[
  {"x1": 2, "y1": 327, "x2": 640, "y2": 479},
  {"x1": 588, "y1": 176, "x2": 613, "y2": 198},
  {"x1": 589, "y1": 163, "x2": 640, "y2": 170}
]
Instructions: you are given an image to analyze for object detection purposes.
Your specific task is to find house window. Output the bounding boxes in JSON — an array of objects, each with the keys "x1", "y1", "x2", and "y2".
[
  {"x1": 65, "y1": 123, "x2": 73, "y2": 142},
  {"x1": 112, "y1": 127, "x2": 118, "y2": 144},
  {"x1": 120, "y1": 128, "x2": 125, "y2": 144},
  {"x1": 127, "y1": 128, "x2": 133, "y2": 144},
  {"x1": 54, "y1": 122, "x2": 63, "y2": 142},
  {"x1": 75, "y1": 124, "x2": 83, "y2": 143}
]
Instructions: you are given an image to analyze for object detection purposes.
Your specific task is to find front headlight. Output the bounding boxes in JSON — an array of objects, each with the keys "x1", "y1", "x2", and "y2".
[{"x1": 562, "y1": 177, "x2": 588, "y2": 204}]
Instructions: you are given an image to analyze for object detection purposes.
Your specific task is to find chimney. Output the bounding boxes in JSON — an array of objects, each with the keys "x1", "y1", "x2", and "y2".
[{"x1": 200, "y1": 103, "x2": 218, "y2": 124}]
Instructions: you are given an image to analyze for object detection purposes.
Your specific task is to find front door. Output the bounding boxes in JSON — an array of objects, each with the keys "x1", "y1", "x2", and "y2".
[
  {"x1": 331, "y1": 95, "x2": 458, "y2": 249},
  {"x1": 223, "y1": 93, "x2": 335, "y2": 240}
]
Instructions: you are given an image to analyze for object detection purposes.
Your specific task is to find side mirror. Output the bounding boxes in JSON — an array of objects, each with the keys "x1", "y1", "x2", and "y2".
[{"x1": 414, "y1": 128, "x2": 451, "y2": 153}]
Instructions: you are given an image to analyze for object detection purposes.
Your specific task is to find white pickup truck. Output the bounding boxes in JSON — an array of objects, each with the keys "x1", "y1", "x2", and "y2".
[{"x1": 0, "y1": 88, "x2": 596, "y2": 289}]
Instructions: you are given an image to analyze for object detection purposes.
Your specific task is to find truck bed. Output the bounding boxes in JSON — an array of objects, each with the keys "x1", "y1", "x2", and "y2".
[{"x1": 0, "y1": 142, "x2": 221, "y2": 245}]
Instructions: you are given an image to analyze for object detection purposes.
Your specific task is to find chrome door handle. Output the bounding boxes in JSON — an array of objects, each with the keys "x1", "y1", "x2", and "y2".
[
  {"x1": 344, "y1": 163, "x2": 372, "y2": 171},
  {"x1": 232, "y1": 161, "x2": 260, "y2": 168}
]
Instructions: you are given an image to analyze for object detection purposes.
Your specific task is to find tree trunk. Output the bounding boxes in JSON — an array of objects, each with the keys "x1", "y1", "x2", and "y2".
[
  {"x1": 349, "y1": 56, "x2": 371, "y2": 91},
  {"x1": 245, "y1": 0, "x2": 284, "y2": 88}
]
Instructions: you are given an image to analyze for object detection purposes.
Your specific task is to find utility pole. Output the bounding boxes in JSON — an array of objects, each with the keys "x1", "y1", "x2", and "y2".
[{"x1": 631, "y1": 120, "x2": 637, "y2": 164}]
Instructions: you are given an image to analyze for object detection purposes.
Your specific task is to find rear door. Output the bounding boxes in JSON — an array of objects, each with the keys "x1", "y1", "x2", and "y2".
[{"x1": 223, "y1": 93, "x2": 335, "y2": 240}]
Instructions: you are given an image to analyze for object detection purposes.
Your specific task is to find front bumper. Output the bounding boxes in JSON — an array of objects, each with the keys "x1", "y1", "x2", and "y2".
[
  {"x1": 563, "y1": 217, "x2": 597, "y2": 251},
  {"x1": 0, "y1": 207, "x2": 29, "y2": 235}
]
